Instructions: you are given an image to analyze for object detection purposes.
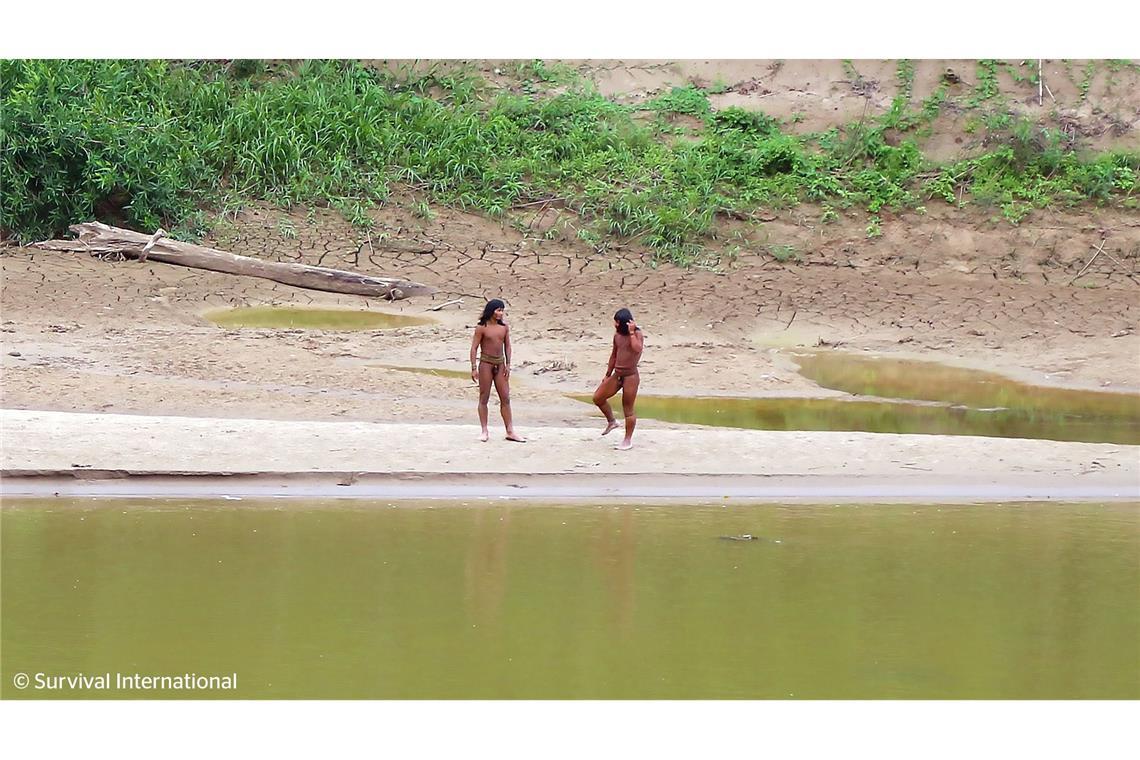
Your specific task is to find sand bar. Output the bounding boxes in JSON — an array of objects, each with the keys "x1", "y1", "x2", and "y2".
[{"x1": 2, "y1": 410, "x2": 1136, "y2": 502}]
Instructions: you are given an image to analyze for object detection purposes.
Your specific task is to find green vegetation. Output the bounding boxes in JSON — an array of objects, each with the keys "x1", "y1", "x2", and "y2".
[
  {"x1": 919, "y1": 85, "x2": 949, "y2": 124},
  {"x1": 768, "y1": 244, "x2": 798, "y2": 262},
  {"x1": 1079, "y1": 61, "x2": 1097, "y2": 101},
  {"x1": 865, "y1": 216, "x2": 883, "y2": 238},
  {"x1": 895, "y1": 59, "x2": 915, "y2": 102},
  {"x1": 276, "y1": 217, "x2": 297, "y2": 239},
  {"x1": 646, "y1": 85, "x2": 711, "y2": 117},
  {"x1": 2, "y1": 59, "x2": 1136, "y2": 266},
  {"x1": 967, "y1": 60, "x2": 1003, "y2": 107}
]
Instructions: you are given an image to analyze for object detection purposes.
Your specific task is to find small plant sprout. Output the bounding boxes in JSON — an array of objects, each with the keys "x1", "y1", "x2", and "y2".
[
  {"x1": 276, "y1": 218, "x2": 298, "y2": 239},
  {"x1": 769, "y1": 244, "x2": 798, "y2": 262}
]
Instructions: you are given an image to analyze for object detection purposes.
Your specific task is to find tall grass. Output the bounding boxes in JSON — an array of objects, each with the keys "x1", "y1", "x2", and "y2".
[{"x1": 2, "y1": 59, "x2": 1136, "y2": 264}]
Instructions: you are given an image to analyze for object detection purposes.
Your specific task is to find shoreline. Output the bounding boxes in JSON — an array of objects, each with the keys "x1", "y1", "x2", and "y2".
[
  {"x1": 3, "y1": 409, "x2": 1137, "y2": 503},
  {"x1": 3, "y1": 473, "x2": 1137, "y2": 503}
]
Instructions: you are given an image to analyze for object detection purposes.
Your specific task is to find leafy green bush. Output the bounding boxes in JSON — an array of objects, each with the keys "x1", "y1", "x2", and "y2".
[
  {"x1": 645, "y1": 85, "x2": 711, "y2": 117},
  {"x1": 1, "y1": 59, "x2": 1135, "y2": 263}
]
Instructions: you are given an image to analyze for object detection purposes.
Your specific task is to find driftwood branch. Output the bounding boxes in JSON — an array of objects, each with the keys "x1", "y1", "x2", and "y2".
[
  {"x1": 32, "y1": 222, "x2": 435, "y2": 300},
  {"x1": 426, "y1": 298, "x2": 464, "y2": 311},
  {"x1": 140, "y1": 228, "x2": 166, "y2": 261},
  {"x1": 1070, "y1": 239, "x2": 1107, "y2": 284}
]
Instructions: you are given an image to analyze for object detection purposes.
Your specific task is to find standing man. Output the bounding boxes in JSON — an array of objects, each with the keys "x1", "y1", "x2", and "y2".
[
  {"x1": 470, "y1": 299, "x2": 526, "y2": 443},
  {"x1": 592, "y1": 308, "x2": 644, "y2": 450}
]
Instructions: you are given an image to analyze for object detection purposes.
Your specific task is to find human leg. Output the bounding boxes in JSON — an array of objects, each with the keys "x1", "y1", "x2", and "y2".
[
  {"x1": 494, "y1": 368, "x2": 526, "y2": 442},
  {"x1": 477, "y1": 362, "x2": 494, "y2": 441},
  {"x1": 592, "y1": 375, "x2": 622, "y2": 435},
  {"x1": 617, "y1": 372, "x2": 640, "y2": 450}
]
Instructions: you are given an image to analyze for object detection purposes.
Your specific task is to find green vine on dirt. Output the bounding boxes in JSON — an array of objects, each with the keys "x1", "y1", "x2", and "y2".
[
  {"x1": 967, "y1": 60, "x2": 1003, "y2": 108},
  {"x1": 1079, "y1": 61, "x2": 1097, "y2": 101},
  {"x1": 645, "y1": 85, "x2": 712, "y2": 117},
  {"x1": 881, "y1": 60, "x2": 917, "y2": 132},
  {"x1": 2, "y1": 60, "x2": 1137, "y2": 266},
  {"x1": 896, "y1": 60, "x2": 915, "y2": 101},
  {"x1": 919, "y1": 85, "x2": 949, "y2": 126}
]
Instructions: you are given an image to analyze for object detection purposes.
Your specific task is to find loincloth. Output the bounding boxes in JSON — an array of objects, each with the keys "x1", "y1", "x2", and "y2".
[{"x1": 479, "y1": 353, "x2": 506, "y2": 377}]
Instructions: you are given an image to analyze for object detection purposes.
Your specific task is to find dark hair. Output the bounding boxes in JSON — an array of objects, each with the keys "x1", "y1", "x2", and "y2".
[
  {"x1": 614, "y1": 307, "x2": 633, "y2": 336},
  {"x1": 478, "y1": 299, "x2": 506, "y2": 326}
]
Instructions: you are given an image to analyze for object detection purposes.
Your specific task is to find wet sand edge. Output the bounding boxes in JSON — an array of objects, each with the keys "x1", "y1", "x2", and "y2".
[{"x1": 3, "y1": 470, "x2": 1138, "y2": 503}]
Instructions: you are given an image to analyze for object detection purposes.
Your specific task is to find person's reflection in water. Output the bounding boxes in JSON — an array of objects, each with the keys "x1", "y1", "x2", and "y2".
[
  {"x1": 463, "y1": 506, "x2": 512, "y2": 629},
  {"x1": 592, "y1": 506, "x2": 637, "y2": 635}
]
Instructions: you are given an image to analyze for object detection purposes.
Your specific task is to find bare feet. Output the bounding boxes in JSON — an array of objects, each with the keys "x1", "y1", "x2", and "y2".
[
  {"x1": 479, "y1": 430, "x2": 490, "y2": 442},
  {"x1": 505, "y1": 432, "x2": 527, "y2": 443},
  {"x1": 617, "y1": 439, "x2": 633, "y2": 450},
  {"x1": 602, "y1": 420, "x2": 621, "y2": 436}
]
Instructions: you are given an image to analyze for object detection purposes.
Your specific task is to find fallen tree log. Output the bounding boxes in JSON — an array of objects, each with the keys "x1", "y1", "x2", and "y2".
[{"x1": 31, "y1": 222, "x2": 435, "y2": 300}]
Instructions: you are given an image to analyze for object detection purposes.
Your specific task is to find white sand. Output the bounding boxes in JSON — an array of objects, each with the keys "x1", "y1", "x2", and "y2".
[{"x1": 3, "y1": 410, "x2": 1136, "y2": 501}]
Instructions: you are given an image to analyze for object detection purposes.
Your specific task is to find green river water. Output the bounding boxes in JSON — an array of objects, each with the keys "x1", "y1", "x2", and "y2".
[{"x1": 3, "y1": 499, "x2": 1137, "y2": 699}]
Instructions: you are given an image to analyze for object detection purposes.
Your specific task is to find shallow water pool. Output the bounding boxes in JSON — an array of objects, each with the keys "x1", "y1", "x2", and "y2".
[
  {"x1": 569, "y1": 351, "x2": 1140, "y2": 444},
  {"x1": 205, "y1": 306, "x2": 432, "y2": 330}
]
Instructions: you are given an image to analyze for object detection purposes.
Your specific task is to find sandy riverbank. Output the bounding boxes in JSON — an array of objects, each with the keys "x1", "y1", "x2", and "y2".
[{"x1": 2, "y1": 410, "x2": 1136, "y2": 502}]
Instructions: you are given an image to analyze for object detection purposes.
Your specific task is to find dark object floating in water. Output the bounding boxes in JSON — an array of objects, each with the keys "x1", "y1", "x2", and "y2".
[{"x1": 719, "y1": 534, "x2": 784, "y2": 543}]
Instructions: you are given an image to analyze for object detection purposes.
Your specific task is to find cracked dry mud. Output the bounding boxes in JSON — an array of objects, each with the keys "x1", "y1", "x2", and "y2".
[
  {"x1": 2, "y1": 198, "x2": 1137, "y2": 433},
  {"x1": 2, "y1": 59, "x2": 1139, "y2": 436}
]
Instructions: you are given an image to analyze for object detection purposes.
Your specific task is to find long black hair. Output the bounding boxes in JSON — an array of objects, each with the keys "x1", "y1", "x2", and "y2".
[
  {"x1": 478, "y1": 299, "x2": 506, "y2": 326},
  {"x1": 614, "y1": 307, "x2": 633, "y2": 336}
]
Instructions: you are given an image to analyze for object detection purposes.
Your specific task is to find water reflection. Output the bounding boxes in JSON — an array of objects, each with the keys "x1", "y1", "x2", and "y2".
[
  {"x1": 462, "y1": 505, "x2": 639, "y2": 637},
  {"x1": 3, "y1": 499, "x2": 1137, "y2": 699},
  {"x1": 591, "y1": 508, "x2": 637, "y2": 635},
  {"x1": 464, "y1": 507, "x2": 511, "y2": 629}
]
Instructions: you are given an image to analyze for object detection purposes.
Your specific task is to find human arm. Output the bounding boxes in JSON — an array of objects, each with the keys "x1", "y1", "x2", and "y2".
[
  {"x1": 470, "y1": 325, "x2": 483, "y2": 382},
  {"x1": 605, "y1": 336, "x2": 618, "y2": 378},
  {"x1": 628, "y1": 321, "x2": 644, "y2": 353},
  {"x1": 503, "y1": 325, "x2": 512, "y2": 377}
]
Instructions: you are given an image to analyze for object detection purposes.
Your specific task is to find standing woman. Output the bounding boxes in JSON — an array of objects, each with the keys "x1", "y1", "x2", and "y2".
[
  {"x1": 470, "y1": 299, "x2": 526, "y2": 443},
  {"x1": 592, "y1": 307, "x2": 644, "y2": 450}
]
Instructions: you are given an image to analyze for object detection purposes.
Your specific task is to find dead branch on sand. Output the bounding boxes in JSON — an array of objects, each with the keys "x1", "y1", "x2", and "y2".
[
  {"x1": 32, "y1": 222, "x2": 435, "y2": 301},
  {"x1": 533, "y1": 359, "x2": 575, "y2": 374},
  {"x1": 1069, "y1": 240, "x2": 1108, "y2": 284},
  {"x1": 426, "y1": 298, "x2": 464, "y2": 311}
]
